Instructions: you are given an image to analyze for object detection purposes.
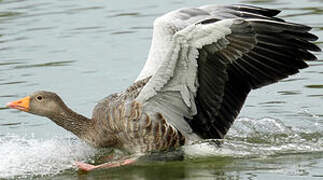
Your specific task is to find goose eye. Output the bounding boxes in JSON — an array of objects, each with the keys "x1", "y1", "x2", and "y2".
[{"x1": 36, "y1": 96, "x2": 43, "y2": 101}]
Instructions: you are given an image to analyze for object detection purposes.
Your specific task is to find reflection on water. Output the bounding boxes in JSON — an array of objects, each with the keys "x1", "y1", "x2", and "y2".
[{"x1": 0, "y1": 0, "x2": 322, "y2": 179}]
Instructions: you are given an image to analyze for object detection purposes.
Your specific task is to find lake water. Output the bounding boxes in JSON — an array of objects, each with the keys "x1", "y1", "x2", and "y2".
[{"x1": 0, "y1": 0, "x2": 322, "y2": 179}]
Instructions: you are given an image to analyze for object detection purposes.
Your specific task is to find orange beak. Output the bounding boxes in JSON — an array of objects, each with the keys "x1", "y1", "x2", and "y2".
[{"x1": 6, "y1": 96, "x2": 30, "y2": 112}]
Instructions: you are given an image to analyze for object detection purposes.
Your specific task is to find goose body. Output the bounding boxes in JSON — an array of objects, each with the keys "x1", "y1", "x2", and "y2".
[{"x1": 7, "y1": 4, "x2": 321, "y2": 163}]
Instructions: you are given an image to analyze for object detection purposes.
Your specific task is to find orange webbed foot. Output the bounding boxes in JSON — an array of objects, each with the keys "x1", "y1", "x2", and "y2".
[
  {"x1": 76, "y1": 157, "x2": 137, "y2": 172},
  {"x1": 76, "y1": 162, "x2": 98, "y2": 172}
]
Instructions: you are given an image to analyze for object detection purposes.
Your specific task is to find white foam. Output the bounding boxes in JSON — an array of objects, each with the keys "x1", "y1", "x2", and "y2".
[
  {"x1": 0, "y1": 134, "x2": 96, "y2": 179},
  {"x1": 184, "y1": 117, "x2": 323, "y2": 158},
  {"x1": 2, "y1": 117, "x2": 323, "y2": 178}
]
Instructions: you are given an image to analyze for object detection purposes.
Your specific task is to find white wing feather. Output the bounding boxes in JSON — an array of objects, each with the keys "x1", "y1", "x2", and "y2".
[
  {"x1": 135, "y1": 10, "x2": 234, "y2": 139},
  {"x1": 132, "y1": 4, "x2": 319, "y2": 140},
  {"x1": 137, "y1": 19, "x2": 233, "y2": 106}
]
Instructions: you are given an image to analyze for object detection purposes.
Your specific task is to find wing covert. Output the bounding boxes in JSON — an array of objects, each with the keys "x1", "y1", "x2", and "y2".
[{"x1": 135, "y1": 4, "x2": 320, "y2": 140}]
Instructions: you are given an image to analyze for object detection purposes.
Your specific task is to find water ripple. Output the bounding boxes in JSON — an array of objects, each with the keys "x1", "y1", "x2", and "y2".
[
  {"x1": 0, "y1": 61, "x2": 23, "y2": 66},
  {"x1": 305, "y1": 84, "x2": 323, "y2": 89},
  {"x1": 0, "y1": 81, "x2": 26, "y2": 86},
  {"x1": 110, "y1": 30, "x2": 136, "y2": 35},
  {"x1": 24, "y1": 26, "x2": 56, "y2": 32},
  {"x1": 281, "y1": 7, "x2": 323, "y2": 18},
  {"x1": 72, "y1": 26, "x2": 104, "y2": 31},
  {"x1": 241, "y1": 0, "x2": 287, "y2": 5},
  {"x1": 0, "y1": 11, "x2": 22, "y2": 18},
  {"x1": 0, "y1": 107, "x2": 9, "y2": 111},
  {"x1": 66, "y1": 6, "x2": 104, "y2": 13},
  {"x1": 0, "y1": 122, "x2": 21, "y2": 126},
  {"x1": 110, "y1": 12, "x2": 140, "y2": 17},
  {"x1": 277, "y1": 90, "x2": 301, "y2": 95},
  {"x1": 13, "y1": 60, "x2": 75, "y2": 69},
  {"x1": 260, "y1": 101, "x2": 286, "y2": 104}
]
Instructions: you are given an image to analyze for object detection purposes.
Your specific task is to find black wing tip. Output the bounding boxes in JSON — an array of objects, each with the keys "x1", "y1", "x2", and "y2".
[
  {"x1": 309, "y1": 33, "x2": 320, "y2": 42},
  {"x1": 303, "y1": 32, "x2": 320, "y2": 41},
  {"x1": 305, "y1": 53, "x2": 319, "y2": 61},
  {"x1": 310, "y1": 43, "x2": 322, "y2": 52}
]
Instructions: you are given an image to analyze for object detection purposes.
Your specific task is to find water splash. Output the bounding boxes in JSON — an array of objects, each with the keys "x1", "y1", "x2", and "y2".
[
  {"x1": 2, "y1": 117, "x2": 323, "y2": 178},
  {"x1": 184, "y1": 117, "x2": 323, "y2": 158},
  {"x1": 0, "y1": 134, "x2": 96, "y2": 179}
]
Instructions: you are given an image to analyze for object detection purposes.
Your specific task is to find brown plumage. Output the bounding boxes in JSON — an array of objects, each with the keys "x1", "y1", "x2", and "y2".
[
  {"x1": 6, "y1": 4, "x2": 321, "y2": 171},
  {"x1": 7, "y1": 77, "x2": 185, "y2": 153},
  {"x1": 86, "y1": 77, "x2": 185, "y2": 152}
]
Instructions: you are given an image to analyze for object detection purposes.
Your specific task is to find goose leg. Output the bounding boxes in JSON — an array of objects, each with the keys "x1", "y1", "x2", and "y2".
[{"x1": 76, "y1": 158, "x2": 137, "y2": 172}]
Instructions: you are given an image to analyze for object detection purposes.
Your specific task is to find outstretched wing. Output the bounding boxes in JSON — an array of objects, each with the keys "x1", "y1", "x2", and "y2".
[{"x1": 135, "y1": 4, "x2": 320, "y2": 140}]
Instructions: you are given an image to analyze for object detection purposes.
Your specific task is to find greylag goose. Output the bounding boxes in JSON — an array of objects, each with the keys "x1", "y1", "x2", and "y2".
[{"x1": 6, "y1": 4, "x2": 321, "y2": 171}]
